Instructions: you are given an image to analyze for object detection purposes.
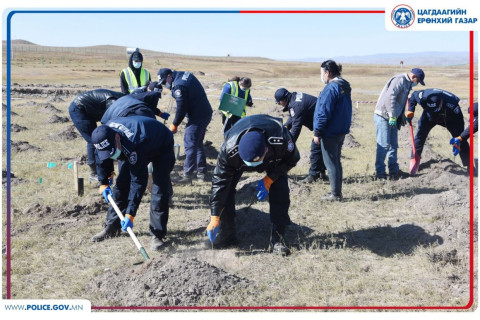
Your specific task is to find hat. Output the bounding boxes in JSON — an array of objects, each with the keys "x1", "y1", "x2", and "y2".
[
  {"x1": 157, "y1": 68, "x2": 172, "y2": 84},
  {"x1": 238, "y1": 131, "x2": 266, "y2": 162},
  {"x1": 411, "y1": 68, "x2": 425, "y2": 86},
  {"x1": 274, "y1": 88, "x2": 290, "y2": 104},
  {"x1": 91, "y1": 125, "x2": 117, "y2": 161},
  {"x1": 131, "y1": 51, "x2": 143, "y2": 62},
  {"x1": 148, "y1": 81, "x2": 163, "y2": 92}
]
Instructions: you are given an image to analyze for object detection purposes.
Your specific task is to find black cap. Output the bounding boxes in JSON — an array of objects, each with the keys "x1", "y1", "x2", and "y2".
[
  {"x1": 91, "y1": 125, "x2": 117, "y2": 161},
  {"x1": 157, "y1": 68, "x2": 172, "y2": 84},
  {"x1": 411, "y1": 68, "x2": 425, "y2": 86},
  {"x1": 238, "y1": 131, "x2": 266, "y2": 162},
  {"x1": 274, "y1": 88, "x2": 290, "y2": 104}
]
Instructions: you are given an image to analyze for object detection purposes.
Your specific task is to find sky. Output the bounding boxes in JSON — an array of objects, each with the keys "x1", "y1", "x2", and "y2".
[{"x1": 4, "y1": 11, "x2": 474, "y2": 60}]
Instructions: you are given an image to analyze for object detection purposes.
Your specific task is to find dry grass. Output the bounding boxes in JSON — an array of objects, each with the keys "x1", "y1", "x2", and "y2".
[{"x1": 2, "y1": 45, "x2": 477, "y2": 310}]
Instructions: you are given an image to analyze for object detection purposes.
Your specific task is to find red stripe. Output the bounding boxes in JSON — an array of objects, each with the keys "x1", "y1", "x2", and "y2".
[
  {"x1": 240, "y1": 10, "x2": 385, "y2": 14},
  {"x1": 467, "y1": 30, "x2": 474, "y2": 309}
]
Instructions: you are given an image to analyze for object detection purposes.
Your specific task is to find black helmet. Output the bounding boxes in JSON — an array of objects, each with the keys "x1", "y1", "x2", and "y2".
[{"x1": 274, "y1": 88, "x2": 290, "y2": 104}]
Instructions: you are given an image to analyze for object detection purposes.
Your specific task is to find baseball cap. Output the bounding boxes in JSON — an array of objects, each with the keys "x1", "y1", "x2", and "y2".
[
  {"x1": 411, "y1": 68, "x2": 425, "y2": 86},
  {"x1": 91, "y1": 125, "x2": 117, "y2": 161},
  {"x1": 157, "y1": 68, "x2": 173, "y2": 84},
  {"x1": 238, "y1": 131, "x2": 266, "y2": 163},
  {"x1": 274, "y1": 88, "x2": 290, "y2": 104}
]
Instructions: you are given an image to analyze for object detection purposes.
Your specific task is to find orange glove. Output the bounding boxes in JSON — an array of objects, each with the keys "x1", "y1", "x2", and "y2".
[
  {"x1": 170, "y1": 124, "x2": 178, "y2": 133},
  {"x1": 206, "y1": 216, "x2": 220, "y2": 243},
  {"x1": 262, "y1": 176, "x2": 273, "y2": 191},
  {"x1": 405, "y1": 111, "x2": 414, "y2": 119}
]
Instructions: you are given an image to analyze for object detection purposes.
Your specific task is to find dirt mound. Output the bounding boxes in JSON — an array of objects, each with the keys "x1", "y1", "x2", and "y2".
[
  {"x1": 39, "y1": 103, "x2": 62, "y2": 113},
  {"x1": 343, "y1": 133, "x2": 361, "y2": 148},
  {"x1": 47, "y1": 96, "x2": 65, "y2": 103},
  {"x1": 47, "y1": 125, "x2": 80, "y2": 141},
  {"x1": 3, "y1": 103, "x2": 18, "y2": 116},
  {"x1": 46, "y1": 115, "x2": 70, "y2": 124},
  {"x1": 11, "y1": 124, "x2": 28, "y2": 132},
  {"x1": 86, "y1": 256, "x2": 252, "y2": 306},
  {"x1": 11, "y1": 140, "x2": 41, "y2": 152}
]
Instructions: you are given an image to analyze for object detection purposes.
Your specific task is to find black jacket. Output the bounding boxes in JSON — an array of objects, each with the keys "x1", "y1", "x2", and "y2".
[
  {"x1": 73, "y1": 89, "x2": 125, "y2": 122},
  {"x1": 461, "y1": 102, "x2": 478, "y2": 140},
  {"x1": 408, "y1": 88, "x2": 463, "y2": 124},
  {"x1": 210, "y1": 114, "x2": 300, "y2": 216},
  {"x1": 283, "y1": 92, "x2": 318, "y2": 142}
]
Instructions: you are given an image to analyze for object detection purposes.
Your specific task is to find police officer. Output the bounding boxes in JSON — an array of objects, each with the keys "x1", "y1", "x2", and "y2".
[
  {"x1": 120, "y1": 51, "x2": 151, "y2": 94},
  {"x1": 275, "y1": 88, "x2": 327, "y2": 183},
  {"x1": 90, "y1": 116, "x2": 175, "y2": 251},
  {"x1": 157, "y1": 68, "x2": 213, "y2": 182},
  {"x1": 206, "y1": 114, "x2": 300, "y2": 256},
  {"x1": 68, "y1": 89, "x2": 124, "y2": 184},
  {"x1": 220, "y1": 77, "x2": 253, "y2": 132},
  {"x1": 406, "y1": 88, "x2": 470, "y2": 172},
  {"x1": 101, "y1": 93, "x2": 170, "y2": 124}
]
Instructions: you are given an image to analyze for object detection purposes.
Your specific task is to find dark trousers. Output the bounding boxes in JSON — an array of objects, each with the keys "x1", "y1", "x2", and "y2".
[
  {"x1": 309, "y1": 139, "x2": 327, "y2": 177},
  {"x1": 413, "y1": 113, "x2": 470, "y2": 166},
  {"x1": 68, "y1": 102, "x2": 113, "y2": 182},
  {"x1": 106, "y1": 144, "x2": 175, "y2": 238},
  {"x1": 221, "y1": 173, "x2": 292, "y2": 230},
  {"x1": 320, "y1": 134, "x2": 345, "y2": 197},
  {"x1": 184, "y1": 115, "x2": 212, "y2": 176},
  {"x1": 221, "y1": 113, "x2": 241, "y2": 133}
]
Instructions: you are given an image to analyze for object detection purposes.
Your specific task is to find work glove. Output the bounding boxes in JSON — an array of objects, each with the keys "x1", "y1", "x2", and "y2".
[
  {"x1": 160, "y1": 112, "x2": 170, "y2": 120},
  {"x1": 405, "y1": 111, "x2": 414, "y2": 124},
  {"x1": 99, "y1": 185, "x2": 112, "y2": 203},
  {"x1": 388, "y1": 117, "x2": 397, "y2": 127},
  {"x1": 170, "y1": 124, "x2": 178, "y2": 133},
  {"x1": 206, "y1": 216, "x2": 220, "y2": 243},
  {"x1": 257, "y1": 176, "x2": 273, "y2": 201},
  {"x1": 121, "y1": 214, "x2": 134, "y2": 232},
  {"x1": 450, "y1": 136, "x2": 462, "y2": 156}
]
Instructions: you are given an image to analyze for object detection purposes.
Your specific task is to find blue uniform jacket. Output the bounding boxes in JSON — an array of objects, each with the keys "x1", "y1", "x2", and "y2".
[
  {"x1": 104, "y1": 115, "x2": 174, "y2": 216},
  {"x1": 408, "y1": 88, "x2": 463, "y2": 124},
  {"x1": 313, "y1": 78, "x2": 352, "y2": 137},
  {"x1": 101, "y1": 95, "x2": 157, "y2": 124},
  {"x1": 283, "y1": 92, "x2": 318, "y2": 142},
  {"x1": 170, "y1": 71, "x2": 213, "y2": 126}
]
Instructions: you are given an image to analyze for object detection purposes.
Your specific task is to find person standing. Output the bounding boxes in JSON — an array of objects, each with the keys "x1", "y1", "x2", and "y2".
[
  {"x1": 90, "y1": 116, "x2": 175, "y2": 250},
  {"x1": 406, "y1": 88, "x2": 470, "y2": 172},
  {"x1": 275, "y1": 88, "x2": 327, "y2": 183},
  {"x1": 157, "y1": 68, "x2": 213, "y2": 182},
  {"x1": 313, "y1": 60, "x2": 352, "y2": 201},
  {"x1": 220, "y1": 77, "x2": 253, "y2": 132},
  {"x1": 68, "y1": 89, "x2": 124, "y2": 184},
  {"x1": 374, "y1": 68, "x2": 425, "y2": 180},
  {"x1": 120, "y1": 50, "x2": 151, "y2": 94},
  {"x1": 206, "y1": 114, "x2": 300, "y2": 255}
]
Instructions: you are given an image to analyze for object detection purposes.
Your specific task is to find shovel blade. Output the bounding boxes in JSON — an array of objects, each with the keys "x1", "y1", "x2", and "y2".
[{"x1": 409, "y1": 155, "x2": 421, "y2": 175}]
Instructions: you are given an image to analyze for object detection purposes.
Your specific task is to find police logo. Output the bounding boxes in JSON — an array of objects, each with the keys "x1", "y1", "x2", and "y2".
[
  {"x1": 129, "y1": 151, "x2": 137, "y2": 165},
  {"x1": 290, "y1": 109, "x2": 295, "y2": 117},
  {"x1": 174, "y1": 89, "x2": 182, "y2": 98},
  {"x1": 287, "y1": 140, "x2": 294, "y2": 152},
  {"x1": 391, "y1": 5, "x2": 415, "y2": 29}
]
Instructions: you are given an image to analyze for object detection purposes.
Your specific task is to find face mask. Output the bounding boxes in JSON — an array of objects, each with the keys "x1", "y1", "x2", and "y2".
[
  {"x1": 110, "y1": 148, "x2": 121, "y2": 160},
  {"x1": 321, "y1": 72, "x2": 328, "y2": 84},
  {"x1": 243, "y1": 160, "x2": 263, "y2": 167},
  {"x1": 240, "y1": 86, "x2": 248, "y2": 91},
  {"x1": 133, "y1": 61, "x2": 142, "y2": 69},
  {"x1": 164, "y1": 81, "x2": 172, "y2": 90},
  {"x1": 411, "y1": 82, "x2": 418, "y2": 87}
]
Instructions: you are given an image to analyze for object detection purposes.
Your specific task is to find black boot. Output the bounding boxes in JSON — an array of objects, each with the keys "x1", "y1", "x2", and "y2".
[
  {"x1": 270, "y1": 225, "x2": 290, "y2": 256},
  {"x1": 91, "y1": 225, "x2": 120, "y2": 242}
]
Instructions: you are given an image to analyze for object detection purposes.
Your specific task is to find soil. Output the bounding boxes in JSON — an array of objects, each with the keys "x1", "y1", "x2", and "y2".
[
  {"x1": 46, "y1": 114, "x2": 70, "y2": 124},
  {"x1": 86, "y1": 256, "x2": 252, "y2": 306},
  {"x1": 11, "y1": 123, "x2": 28, "y2": 132},
  {"x1": 47, "y1": 125, "x2": 80, "y2": 141},
  {"x1": 11, "y1": 140, "x2": 41, "y2": 152}
]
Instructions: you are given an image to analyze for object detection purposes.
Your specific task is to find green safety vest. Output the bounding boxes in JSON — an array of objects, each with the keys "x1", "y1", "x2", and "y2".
[
  {"x1": 122, "y1": 67, "x2": 150, "y2": 93},
  {"x1": 221, "y1": 81, "x2": 249, "y2": 118}
]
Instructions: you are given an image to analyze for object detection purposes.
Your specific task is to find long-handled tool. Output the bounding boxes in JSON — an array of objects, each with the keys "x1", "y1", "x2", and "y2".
[
  {"x1": 107, "y1": 194, "x2": 150, "y2": 262},
  {"x1": 408, "y1": 122, "x2": 420, "y2": 175}
]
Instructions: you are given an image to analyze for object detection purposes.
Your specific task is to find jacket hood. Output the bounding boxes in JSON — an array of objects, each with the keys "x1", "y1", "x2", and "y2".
[
  {"x1": 331, "y1": 78, "x2": 352, "y2": 95},
  {"x1": 128, "y1": 51, "x2": 144, "y2": 70}
]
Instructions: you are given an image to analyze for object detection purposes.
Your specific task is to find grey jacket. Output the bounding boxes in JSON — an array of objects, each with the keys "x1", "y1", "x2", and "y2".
[{"x1": 374, "y1": 73, "x2": 413, "y2": 120}]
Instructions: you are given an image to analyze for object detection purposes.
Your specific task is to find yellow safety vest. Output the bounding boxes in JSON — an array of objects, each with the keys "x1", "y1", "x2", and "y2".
[
  {"x1": 121, "y1": 67, "x2": 150, "y2": 93},
  {"x1": 221, "y1": 81, "x2": 249, "y2": 118}
]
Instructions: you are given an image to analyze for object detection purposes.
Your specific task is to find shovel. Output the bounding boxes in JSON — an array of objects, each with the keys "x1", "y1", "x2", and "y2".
[
  {"x1": 107, "y1": 194, "x2": 150, "y2": 262},
  {"x1": 408, "y1": 122, "x2": 420, "y2": 175}
]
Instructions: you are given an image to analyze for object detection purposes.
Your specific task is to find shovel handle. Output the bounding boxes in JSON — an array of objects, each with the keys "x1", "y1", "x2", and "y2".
[
  {"x1": 107, "y1": 194, "x2": 150, "y2": 261},
  {"x1": 409, "y1": 122, "x2": 416, "y2": 158}
]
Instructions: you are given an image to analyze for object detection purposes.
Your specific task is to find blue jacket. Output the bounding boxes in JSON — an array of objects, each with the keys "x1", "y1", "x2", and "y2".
[
  {"x1": 313, "y1": 78, "x2": 352, "y2": 137},
  {"x1": 104, "y1": 115, "x2": 174, "y2": 216},
  {"x1": 170, "y1": 71, "x2": 213, "y2": 126},
  {"x1": 283, "y1": 92, "x2": 318, "y2": 142},
  {"x1": 101, "y1": 95, "x2": 156, "y2": 124},
  {"x1": 408, "y1": 88, "x2": 463, "y2": 124}
]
